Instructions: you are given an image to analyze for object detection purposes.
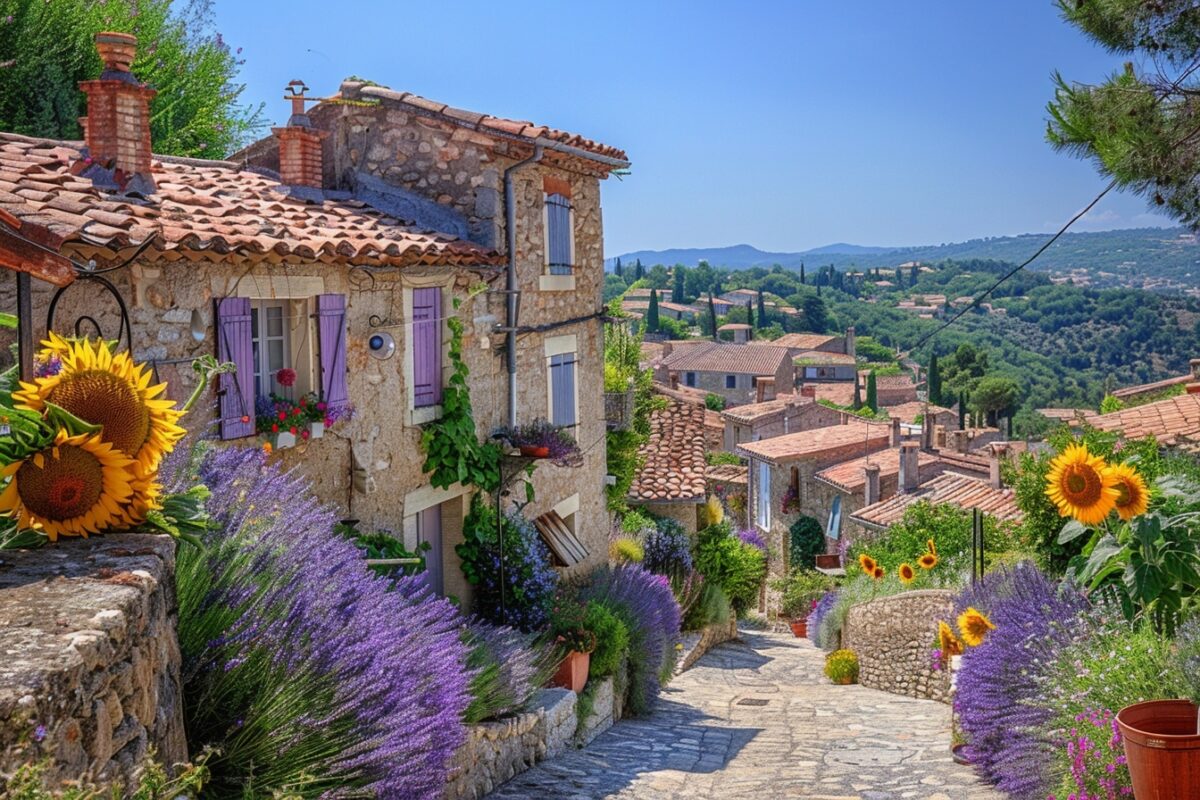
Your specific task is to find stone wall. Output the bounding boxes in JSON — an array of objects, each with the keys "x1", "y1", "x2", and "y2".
[
  {"x1": 843, "y1": 590, "x2": 953, "y2": 703},
  {"x1": 0, "y1": 535, "x2": 187, "y2": 795}
]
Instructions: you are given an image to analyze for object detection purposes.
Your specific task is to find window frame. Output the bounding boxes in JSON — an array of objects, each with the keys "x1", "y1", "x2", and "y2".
[
  {"x1": 756, "y1": 459, "x2": 771, "y2": 531},
  {"x1": 545, "y1": 333, "x2": 579, "y2": 429},
  {"x1": 685, "y1": 372, "x2": 697, "y2": 388},
  {"x1": 540, "y1": 189, "x2": 576, "y2": 291},
  {"x1": 725, "y1": 374, "x2": 737, "y2": 389},
  {"x1": 249, "y1": 298, "x2": 313, "y2": 402}
]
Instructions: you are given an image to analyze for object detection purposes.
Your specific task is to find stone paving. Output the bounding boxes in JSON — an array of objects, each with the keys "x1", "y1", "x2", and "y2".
[{"x1": 489, "y1": 628, "x2": 1003, "y2": 800}]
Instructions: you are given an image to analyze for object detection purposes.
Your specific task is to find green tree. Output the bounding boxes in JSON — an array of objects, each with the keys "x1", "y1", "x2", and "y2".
[
  {"x1": 647, "y1": 289, "x2": 660, "y2": 333},
  {"x1": 895, "y1": 267, "x2": 904, "y2": 288},
  {"x1": 635, "y1": 259, "x2": 644, "y2": 281},
  {"x1": 614, "y1": 257, "x2": 623, "y2": 278},
  {"x1": 800, "y1": 295, "x2": 830, "y2": 333},
  {"x1": 0, "y1": 0, "x2": 263, "y2": 157},
  {"x1": 853, "y1": 375, "x2": 863, "y2": 410},
  {"x1": 756, "y1": 290, "x2": 768, "y2": 329},
  {"x1": 1047, "y1": 2, "x2": 1200, "y2": 228},
  {"x1": 971, "y1": 375, "x2": 1021, "y2": 428},
  {"x1": 673, "y1": 265, "x2": 687, "y2": 304},
  {"x1": 866, "y1": 370, "x2": 878, "y2": 412},
  {"x1": 645, "y1": 264, "x2": 670, "y2": 289},
  {"x1": 800, "y1": 262, "x2": 806, "y2": 285},
  {"x1": 746, "y1": 300, "x2": 755, "y2": 330},
  {"x1": 707, "y1": 292, "x2": 718, "y2": 342},
  {"x1": 928, "y1": 353, "x2": 942, "y2": 406},
  {"x1": 910, "y1": 264, "x2": 918, "y2": 284},
  {"x1": 958, "y1": 391, "x2": 967, "y2": 430}
]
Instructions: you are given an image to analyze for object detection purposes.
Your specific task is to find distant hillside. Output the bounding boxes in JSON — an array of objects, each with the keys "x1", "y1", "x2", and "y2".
[{"x1": 610, "y1": 227, "x2": 1200, "y2": 291}]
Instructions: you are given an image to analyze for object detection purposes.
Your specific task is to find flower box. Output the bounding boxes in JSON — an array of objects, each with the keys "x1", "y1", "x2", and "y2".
[{"x1": 519, "y1": 444, "x2": 550, "y2": 459}]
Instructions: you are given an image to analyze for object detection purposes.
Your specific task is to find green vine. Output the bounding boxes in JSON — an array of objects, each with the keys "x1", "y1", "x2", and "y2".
[{"x1": 420, "y1": 298, "x2": 503, "y2": 493}]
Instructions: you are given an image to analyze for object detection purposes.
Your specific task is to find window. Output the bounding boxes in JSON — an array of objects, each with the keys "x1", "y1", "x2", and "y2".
[
  {"x1": 411, "y1": 287, "x2": 443, "y2": 409},
  {"x1": 725, "y1": 374, "x2": 737, "y2": 389},
  {"x1": 549, "y1": 352, "x2": 577, "y2": 427},
  {"x1": 251, "y1": 302, "x2": 292, "y2": 399},
  {"x1": 545, "y1": 192, "x2": 573, "y2": 276},
  {"x1": 417, "y1": 504, "x2": 444, "y2": 596},
  {"x1": 685, "y1": 372, "x2": 697, "y2": 387},
  {"x1": 756, "y1": 459, "x2": 771, "y2": 530}
]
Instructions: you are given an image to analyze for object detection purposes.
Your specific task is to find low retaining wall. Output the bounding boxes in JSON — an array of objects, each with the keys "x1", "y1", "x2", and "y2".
[
  {"x1": 843, "y1": 589, "x2": 953, "y2": 703},
  {"x1": 676, "y1": 616, "x2": 739, "y2": 674},
  {"x1": 0, "y1": 535, "x2": 187, "y2": 795}
]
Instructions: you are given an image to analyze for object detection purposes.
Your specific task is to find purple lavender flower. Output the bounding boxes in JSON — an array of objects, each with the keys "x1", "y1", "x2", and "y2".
[
  {"x1": 736, "y1": 527, "x2": 768, "y2": 553},
  {"x1": 461, "y1": 502, "x2": 557, "y2": 632},
  {"x1": 952, "y1": 562, "x2": 1091, "y2": 800},
  {"x1": 32, "y1": 724, "x2": 46, "y2": 743},
  {"x1": 464, "y1": 618, "x2": 552, "y2": 723},
  {"x1": 807, "y1": 589, "x2": 839, "y2": 647},
  {"x1": 642, "y1": 517, "x2": 693, "y2": 577},
  {"x1": 582, "y1": 564, "x2": 681, "y2": 715}
]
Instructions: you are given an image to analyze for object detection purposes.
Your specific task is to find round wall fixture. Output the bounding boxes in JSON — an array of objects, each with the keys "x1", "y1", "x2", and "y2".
[{"x1": 367, "y1": 331, "x2": 395, "y2": 360}]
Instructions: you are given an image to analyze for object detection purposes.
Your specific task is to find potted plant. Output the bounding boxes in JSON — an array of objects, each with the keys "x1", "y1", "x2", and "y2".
[
  {"x1": 770, "y1": 568, "x2": 834, "y2": 638},
  {"x1": 501, "y1": 420, "x2": 583, "y2": 467},
  {"x1": 824, "y1": 649, "x2": 859, "y2": 685},
  {"x1": 548, "y1": 594, "x2": 597, "y2": 694},
  {"x1": 1116, "y1": 700, "x2": 1200, "y2": 799}
]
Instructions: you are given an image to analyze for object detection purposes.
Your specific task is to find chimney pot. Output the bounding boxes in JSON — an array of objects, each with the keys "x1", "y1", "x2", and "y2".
[
  {"x1": 890, "y1": 416, "x2": 902, "y2": 446},
  {"x1": 921, "y1": 413, "x2": 934, "y2": 450},
  {"x1": 1190, "y1": 358, "x2": 1200, "y2": 380},
  {"x1": 273, "y1": 79, "x2": 329, "y2": 189},
  {"x1": 79, "y1": 32, "x2": 156, "y2": 190},
  {"x1": 1188, "y1": 382, "x2": 1200, "y2": 395},
  {"x1": 988, "y1": 442, "x2": 1010, "y2": 489},
  {"x1": 95, "y1": 31, "x2": 137, "y2": 73},
  {"x1": 899, "y1": 442, "x2": 920, "y2": 492},
  {"x1": 864, "y1": 462, "x2": 881, "y2": 505}
]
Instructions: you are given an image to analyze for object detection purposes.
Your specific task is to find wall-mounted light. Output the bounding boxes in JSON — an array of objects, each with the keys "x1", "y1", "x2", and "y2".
[
  {"x1": 189, "y1": 308, "x2": 205, "y2": 342},
  {"x1": 367, "y1": 331, "x2": 395, "y2": 360}
]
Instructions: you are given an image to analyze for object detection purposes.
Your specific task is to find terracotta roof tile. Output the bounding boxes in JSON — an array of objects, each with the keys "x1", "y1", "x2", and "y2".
[
  {"x1": 736, "y1": 420, "x2": 891, "y2": 466},
  {"x1": 794, "y1": 350, "x2": 856, "y2": 365},
  {"x1": 814, "y1": 448, "x2": 944, "y2": 493},
  {"x1": 720, "y1": 394, "x2": 803, "y2": 424},
  {"x1": 662, "y1": 341, "x2": 791, "y2": 377},
  {"x1": 850, "y1": 473, "x2": 1022, "y2": 529},
  {"x1": 1092, "y1": 392, "x2": 1200, "y2": 444},
  {"x1": 706, "y1": 464, "x2": 748, "y2": 486},
  {"x1": 628, "y1": 402, "x2": 708, "y2": 503},
  {"x1": 1110, "y1": 373, "x2": 1192, "y2": 399},
  {"x1": 751, "y1": 333, "x2": 839, "y2": 351},
  {"x1": 0, "y1": 132, "x2": 501, "y2": 269},
  {"x1": 886, "y1": 401, "x2": 954, "y2": 424}
]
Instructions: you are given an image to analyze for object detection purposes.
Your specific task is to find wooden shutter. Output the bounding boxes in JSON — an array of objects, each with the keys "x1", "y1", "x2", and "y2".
[
  {"x1": 546, "y1": 193, "x2": 572, "y2": 275},
  {"x1": 550, "y1": 353, "x2": 576, "y2": 427},
  {"x1": 419, "y1": 505, "x2": 444, "y2": 596},
  {"x1": 214, "y1": 296, "x2": 254, "y2": 439},
  {"x1": 316, "y1": 294, "x2": 349, "y2": 410},
  {"x1": 412, "y1": 287, "x2": 442, "y2": 408}
]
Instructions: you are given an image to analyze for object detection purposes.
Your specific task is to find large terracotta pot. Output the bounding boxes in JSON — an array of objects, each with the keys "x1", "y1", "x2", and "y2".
[
  {"x1": 550, "y1": 650, "x2": 591, "y2": 694},
  {"x1": 1117, "y1": 699, "x2": 1200, "y2": 800},
  {"x1": 789, "y1": 618, "x2": 808, "y2": 638},
  {"x1": 520, "y1": 445, "x2": 550, "y2": 458},
  {"x1": 815, "y1": 554, "x2": 841, "y2": 570}
]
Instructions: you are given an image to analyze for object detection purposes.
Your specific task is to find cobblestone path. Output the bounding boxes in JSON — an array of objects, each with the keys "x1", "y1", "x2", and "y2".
[{"x1": 489, "y1": 629, "x2": 1003, "y2": 800}]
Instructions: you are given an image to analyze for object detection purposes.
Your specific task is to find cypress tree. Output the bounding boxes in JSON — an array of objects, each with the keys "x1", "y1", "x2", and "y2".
[
  {"x1": 746, "y1": 300, "x2": 755, "y2": 330},
  {"x1": 910, "y1": 264, "x2": 918, "y2": 283},
  {"x1": 895, "y1": 267, "x2": 904, "y2": 288},
  {"x1": 756, "y1": 290, "x2": 767, "y2": 329},
  {"x1": 708, "y1": 292, "x2": 718, "y2": 342},
  {"x1": 958, "y1": 391, "x2": 967, "y2": 430},
  {"x1": 800, "y1": 262, "x2": 806, "y2": 285},
  {"x1": 647, "y1": 289, "x2": 660, "y2": 333},
  {"x1": 853, "y1": 374, "x2": 863, "y2": 410},
  {"x1": 866, "y1": 370, "x2": 878, "y2": 412},
  {"x1": 635, "y1": 259, "x2": 644, "y2": 281},
  {"x1": 673, "y1": 265, "x2": 686, "y2": 304},
  {"x1": 928, "y1": 354, "x2": 941, "y2": 405},
  {"x1": 615, "y1": 257, "x2": 623, "y2": 277}
]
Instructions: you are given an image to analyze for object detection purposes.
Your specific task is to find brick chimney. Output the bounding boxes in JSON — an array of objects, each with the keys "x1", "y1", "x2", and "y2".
[
  {"x1": 1191, "y1": 358, "x2": 1200, "y2": 380},
  {"x1": 668, "y1": 371, "x2": 679, "y2": 390},
  {"x1": 78, "y1": 32, "x2": 156, "y2": 194},
  {"x1": 890, "y1": 416, "x2": 902, "y2": 447},
  {"x1": 863, "y1": 462, "x2": 881, "y2": 505},
  {"x1": 273, "y1": 80, "x2": 329, "y2": 188},
  {"x1": 800, "y1": 384, "x2": 816, "y2": 399},
  {"x1": 934, "y1": 424, "x2": 947, "y2": 449},
  {"x1": 756, "y1": 376, "x2": 776, "y2": 403},
  {"x1": 988, "y1": 442, "x2": 1010, "y2": 490},
  {"x1": 899, "y1": 442, "x2": 920, "y2": 492}
]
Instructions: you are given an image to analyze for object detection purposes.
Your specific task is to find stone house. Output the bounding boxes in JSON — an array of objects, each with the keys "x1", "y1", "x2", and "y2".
[
  {"x1": 719, "y1": 388, "x2": 843, "y2": 452},
  {"x1": 874, "y1": 373, "x2": 922, "y2": 406},
  {"x1": 794, "y1": 350, "x2": 857, "y2": 382},
  {"x1": 750, "y1": 329, "x2": 856, "y2": 358},
  {"x1": 0, "y1": 36, "x2": 628, "y2": 605},
  {"x1": 850, "y1": 469, "x2": 1022, "y2": 535},
  {"x1": 627, "y1": 401, "x2": 708, "y2": 533},
  {"x1": 657, "y1": 341, "x2": 794, "y2": 407},
  {"x1": 886, "y1": 401, "x2": 956, "y2": 429}
]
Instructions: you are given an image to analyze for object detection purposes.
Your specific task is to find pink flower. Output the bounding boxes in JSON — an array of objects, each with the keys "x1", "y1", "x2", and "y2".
[{"x1": 276, "y1": 367, "x2": 297, "y2": 387}]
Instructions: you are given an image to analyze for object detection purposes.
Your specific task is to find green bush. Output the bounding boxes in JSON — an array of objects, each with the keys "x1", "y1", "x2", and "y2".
[
  {"x1": 609, "y1": 537, "x2": 645, "y2": 563},
  {"x1": 704, "y1": 393, "x2": 726, "y2": 411},
  {"x1": 824, "y1": 649, "x2": 859, "y2": 684},
  {"x1": 849, "y1": 500, "x2": 1019, "y2": 578},
  {"x1": 695, "y1": 522, "x2": 766, "y2": 615},
  {"x1": 788, "y1": 516, "x2": 825, "y2": 571},
  {"x1": 586, "y1": 602, "x2": 630, "y2": 679},
  {"x1": 620, "y1": 507, "x2": 657, "y2": 535},
  {"x1": 682, "y1": 581, "x2": 732, "y2": 631},
  {"x1": 770, "y1": 569, "x2": 836, "y2": 619},
  {"x1": 706, "y1": 451, "x2": 742, "y2": 466}
]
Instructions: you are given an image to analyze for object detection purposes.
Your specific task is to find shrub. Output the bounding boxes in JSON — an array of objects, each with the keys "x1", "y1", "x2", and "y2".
[
  {"x1": 695, "y1": 522, "x2": 767, "y2": 614},
  {"x1": 586, "y1": 602, "x2": 630, "y2": 679},
  {"x1": 458, "y1": 499, "x2": 558, "y2": 632},
  {"x1": 175, "y1": 446, "x2": 471, "y2": 798},
  {"x1": 642, "y1": 517, "x2": 693, "y2": 577},
  {"x1": 1178, "y1": 615, "x2": 1200, "y2": 701},
  {"x1": 808, "y1": 589, "x2": 839, "y2": 646},
  {"x1": 788, "y1": 516, "x2": 825, "y2": 570},
  {"x1": 706, "y1": 451, "x2": 741, "y2": 466},
  {"x1": 609, "y1": 536, "x2": 645, "y2": 564},
  {"x1": 816, "y1": 573, "x2": 907, "y2": 651},
  {"x1": 1048, "y1": 709, "x2": 1132, "y2": 800},
  {"x1": 704, "y1": 392, "x2": 726, "y2": 411},
  {"x1": 736, "y1": 527, "x2": 768, "y2": 553},
  {"x1": 582, "y1": 565, "x2": 681, "y2": 715},
  {"x1": 771, "y1": 569, "x2": 836, "y2": 619},
  {"x1": 952, "y1": 563, "x2": 1091, "y2": 800},
  {"x1": 824, "y1": 649, "x2": 859, "y2": 684},
  {"x1": 700, "y1": 494, "x2": 725, "y2": 527},
  {"x1": 850, "y1": 501, "x2": 1019, "y2": 577},
  {"x1": 620, "y1": 506, "x2": 657, "y2": 535},
  {"x1": 682, "y1": 580, "x2": 732, "y2": 631},
  {"x1": 464, "y1": 619, "x2": 555, "y2": 723}
]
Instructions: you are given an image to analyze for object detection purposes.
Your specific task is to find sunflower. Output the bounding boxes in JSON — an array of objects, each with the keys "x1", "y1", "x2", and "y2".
[
  {"x1": 926, "y1": 538, "x2": 937, "y2": 557},
  {"x1": 918, "y1": 552, "x2": 939, "y2": 570},
  {"x1": 1109, "y1": 462, "x2": 1150, "y2": 521},
  {"x1": 14, "y1": 337, "x2": 185, "y2": 475},
  {"x1": 0, "y1": 430, "x2": 133, "y2": 541},
  {"x1": 859, "y1": 553, "x2": 877, "y2": 576},
  {"x1": 872, "y1": 565, "x2": 885, "y2": 580},
  {"x1": 115, "y1": 473, "x2": 162, "y2": 528},
  {"x1": 1045, "y1": 444, "x2": 1119, "y2": 525},
  {"x1": 957, "y1": 607, "x2": 996, "y2": 648},
  {"x1": 898, "y1": 563, "x2": 916, "y2": 584},
  {"x1": 938, "y1": 620, "x2": 963, "y2": 657}
]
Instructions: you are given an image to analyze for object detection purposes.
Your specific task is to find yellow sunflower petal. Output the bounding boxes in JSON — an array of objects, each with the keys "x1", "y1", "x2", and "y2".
[
  {"x1": 1109, "y1": 462, "x2": 1150, "y2": 521},
  {"x1": 1045, "y1": 443, "x2": 1120, "y2": 525},
  {"x1": 957, "y1": 607, "x2": 996, "y2": 647}
]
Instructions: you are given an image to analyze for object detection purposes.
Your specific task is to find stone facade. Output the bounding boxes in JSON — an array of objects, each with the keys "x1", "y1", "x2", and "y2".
[
  {"x1": 633, "y1": 500, "x2": 702, "y2": 534},
  {"x1": 843, "y1": 590, "x2": 954, "y2": 703},
  {"x1": 0, "y1": 536, "x2": 186, "y2": 795}
]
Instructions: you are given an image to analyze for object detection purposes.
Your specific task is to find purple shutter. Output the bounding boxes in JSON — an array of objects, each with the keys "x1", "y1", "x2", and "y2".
[
  {"x1": 419, "y1": 505, "x2": 444, "y2": 596},
  {"x1": 214, "y1": 296, "x2": 254, "y2": 439},
  {"x1": 412, "y1": 287, "x2": 442, "y2": 408},
  {"x1": 547, "y1": 193, "x2": 572, "y2": 275},
  {"x1": 316, "y1": 294, "x2": 349, "y2": 410},
  {"x1": 550, "y1": 353, "x2": 577, "y2": 427}
]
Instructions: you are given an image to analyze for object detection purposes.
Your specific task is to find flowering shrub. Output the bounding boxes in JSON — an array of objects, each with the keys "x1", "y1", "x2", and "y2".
[
  {"x1": 172, "y1": 445, "x2": 471, "y2": 798},
  {"x1": 736, "y1": 527, "x2": 768, "y2": 553},
  {"x1": 549, "y1": 591, "x2": 598, "y2": 654},
  {"x1": 780, "y1": 485, "x2": 801, "y2": 514},
  {"x1": 1049, "y1": 709, "x2": 1132, "y2": 800},
  {"x1": 502, "y1": 419, "x2": 582, "y2": 467},
  {"x1": 1178, "y1": 616, "x2": 1200, "y2": 700},
  {"x1": 583, "y1": 565, "x2": 681, "y2": 715},
  {"x1": 464, "y1": 618, "x2": 554, "y2": 724},
  {"x1": 609, "y1": 536, "x2": 645, "y2": 564},
  {"x1": 952, "y1": 562, "x2": 1090, "y2": 800},
  {"x1": 808, "y1": 589, "x2": 839, "y2": 647},
  {"x1": 254, "y1": 392, "x2": 346, "y2": 439},
  {"x1": 458, "y1": 499, "x2": 558, "y2": 632},
  {"x1": 824, "y1": 649, "x2": 859, "y2": 684},
  {"x1": 695, "y1": 521, "x2": 767, "y2": 615},
  {"x1": 642, "y1": 516, "x2": 693, "y2": 577}
]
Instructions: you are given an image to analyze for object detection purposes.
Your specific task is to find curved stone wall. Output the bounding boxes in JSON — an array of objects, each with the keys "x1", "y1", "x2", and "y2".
[{"x1": 842, "y1": 589, "x2": 953, "y2": 703}]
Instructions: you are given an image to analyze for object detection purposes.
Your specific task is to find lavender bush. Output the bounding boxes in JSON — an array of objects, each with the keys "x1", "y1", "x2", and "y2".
[
  {"x1": 458, "y1": 500, "x2": 558, "y2": 632},
  {"x1": 583, "y1": 565, "x2": 682, "y2": 714},
  {"x1": 736, "y1": 527, "x2": 768, "y2": 553},
  {"x1": 952, "y1": 562, "x2": 1090, "y2": 800},
  {"x1": 464, "y1": 618, "x2": 555, "y2": 723},
  {"x1": 170, "y1": 445, "x2": 472, "y2": 799},
  {"x1": 642, "y1": 517, "x2": 693, "y2": 578},
  {"x1": 808, "y1": 589, "x2": 839, "y2": 647}
]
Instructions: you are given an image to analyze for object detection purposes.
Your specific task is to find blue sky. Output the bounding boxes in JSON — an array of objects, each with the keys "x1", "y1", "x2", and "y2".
[{"x1": 214, "y1": 1, "x2": 1172, "y2": 257}]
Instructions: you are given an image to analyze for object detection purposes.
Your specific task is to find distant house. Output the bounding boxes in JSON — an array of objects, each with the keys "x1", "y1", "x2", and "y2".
[
  {"x1": 850, "y1": 471, "x2": 1022, "y2": 533},
  {"x1": 886, "y1": 401, "x2": 956, "y2": 429},
  {"x1": 658, "y1": 341, "x2": 795, "y2": 406},
  {"x1": 717, "y1": 322, "x2": 752, "y2": 343},
  {"x1": 620, "y1": 298, "x2": 695, "y2": 322},
  {"x1": 753, "y1": 329, "x2": 856, "y2": 358},
  {"x1": 874, "y1": 373, "x2": 922, "y2": 406},
  {"x1": 628, "y1": 401, "x2": 709, "y2": 533},
  {"x1": 719, "y1": 288, "x2": 761, "y2": 304},
  {"x1": 719, "y1": 388, "x2": 844, "y2": 452},
  {"x1": 624, "y1": 286, "x2": 673, "y2": 303},
  {"x1": 794, "y1": 351, "x2": 858, "y2": 382},
  {"x1": 1092, "y1": 383, "x2": 1200, "y2": 445}
]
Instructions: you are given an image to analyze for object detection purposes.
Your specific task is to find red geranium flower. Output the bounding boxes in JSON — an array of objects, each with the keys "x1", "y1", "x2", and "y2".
[
  {"x1": 271, "y1": 423, "x2": 279, "y2": 433},
  {"x1": 276, "y1": 367, "x2": 297, "y2": 387},
  {"x1": 301, "y1": 429, "x2": 310, "y2": 440},
  {"x1": 289, "y1": 426, "x2": 297, "y2": 435},
  {"x1": 293, "y1": 407, "x2": 302, "y2": 416},
  {"x1": 278, "y1": 411, "x2": 286, "y2": 421}
]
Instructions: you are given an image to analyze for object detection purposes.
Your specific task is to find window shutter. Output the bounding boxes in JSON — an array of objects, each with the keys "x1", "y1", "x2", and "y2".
[
  {"x1": 412, "y1": 287, "x2": 443, "y2": 408},
  {"x1": 316, "y1": 293, "x2": 349, "y2": 410},
  {"x1": 214, "y1": 296, "x2": 254, "y2": 439},
  {"x1": 550, "y1": 353, "x2": 577, "y2": 427},
  {"x1": 546, "y1": 193, "x2": 572, "y2": 275}
]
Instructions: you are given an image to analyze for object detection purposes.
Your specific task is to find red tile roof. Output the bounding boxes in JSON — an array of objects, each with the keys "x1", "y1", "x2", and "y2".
[
  {"x1": 736, "y1": 420, "x2": 891, "y2": 466},
  {"x1": 629, "y1": 401, "x2": 708, "y2": 503},
  {"x1": 1092, "y1": 392, "x2": 1200, "y2": 444},
  {"x1": 706, "y1": 464, "x2": 748, "y2": 486},
  {"x1": 662, "y1": 341, "x2": 792, "y2": 377},
  {"x1": 720, "y1": 394, "x2": 803, "y2": 424},
  {"x1": 1110, "y1": 373, "x2": 1191, "y2": 399},
  {"x1": 338, "y1": 81, "x2": 628, "y2": 165},
  {"x1": 886, "y1": 401, "x2": 954, "y2": 424},
  {"x1": 752, "y1": 333, "x2": 840, "y2": 351},
  {"x1": 0, "y1": 133, "x2": 501, "y2": 268},
  {"x1": 814, "y1": 448, "x2": 944, "y2": 493},
  {"x1": 850, "y1": 472, "x2": 1022, "y2": 529},
  {"x1": 794, "y1": 350, "x2": 856, "y2": 365},
  {"x1": 810, "y1": 382, "x2": 858, "y2": 407}
]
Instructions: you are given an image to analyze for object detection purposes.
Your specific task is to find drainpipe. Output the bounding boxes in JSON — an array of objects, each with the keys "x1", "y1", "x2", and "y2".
[{"x1": 503, "y1": 145, "x2": 543, "y2": 427}]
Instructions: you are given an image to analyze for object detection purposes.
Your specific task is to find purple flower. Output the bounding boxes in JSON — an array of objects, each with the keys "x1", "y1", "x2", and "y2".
[
  {"x1": 736, "y1": 527, "x2": 767, "y2": 553},
  {"x1": 642, "y1": 518, "x2": 693, "y2": 577},
  {"x1": 32, "y1": 725, "x2": 45, "y2": 742},
  {"x1": 807, "y1": 589, "x2": 838, "y2": 646}
]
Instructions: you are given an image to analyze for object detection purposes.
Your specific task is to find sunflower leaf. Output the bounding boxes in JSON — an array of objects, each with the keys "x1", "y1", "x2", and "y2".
[
  {"x1": 1057, "y1": 519, "x2": 1090, "y2": 545},
  {"x1": 0, "y1": 312, "x2": 15, "y2": 329},
  {"x1": 43, "y1": 402, "x2": 102, "y2": 436}
]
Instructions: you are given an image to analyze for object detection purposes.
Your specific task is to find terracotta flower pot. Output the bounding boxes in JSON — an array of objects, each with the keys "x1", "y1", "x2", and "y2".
[
  {"x1": 789, "y1": 618, "x2": 808, "y2": 638},
  {"x1": 1117, "y1": 699, "x2": 1200, "y2": 800},
  {"x1": 550, "y1": 650, "x2": 590, "y2": 694},
  {"x1": 520, "y1": 445, "x2": 551, "y2": 459}
]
